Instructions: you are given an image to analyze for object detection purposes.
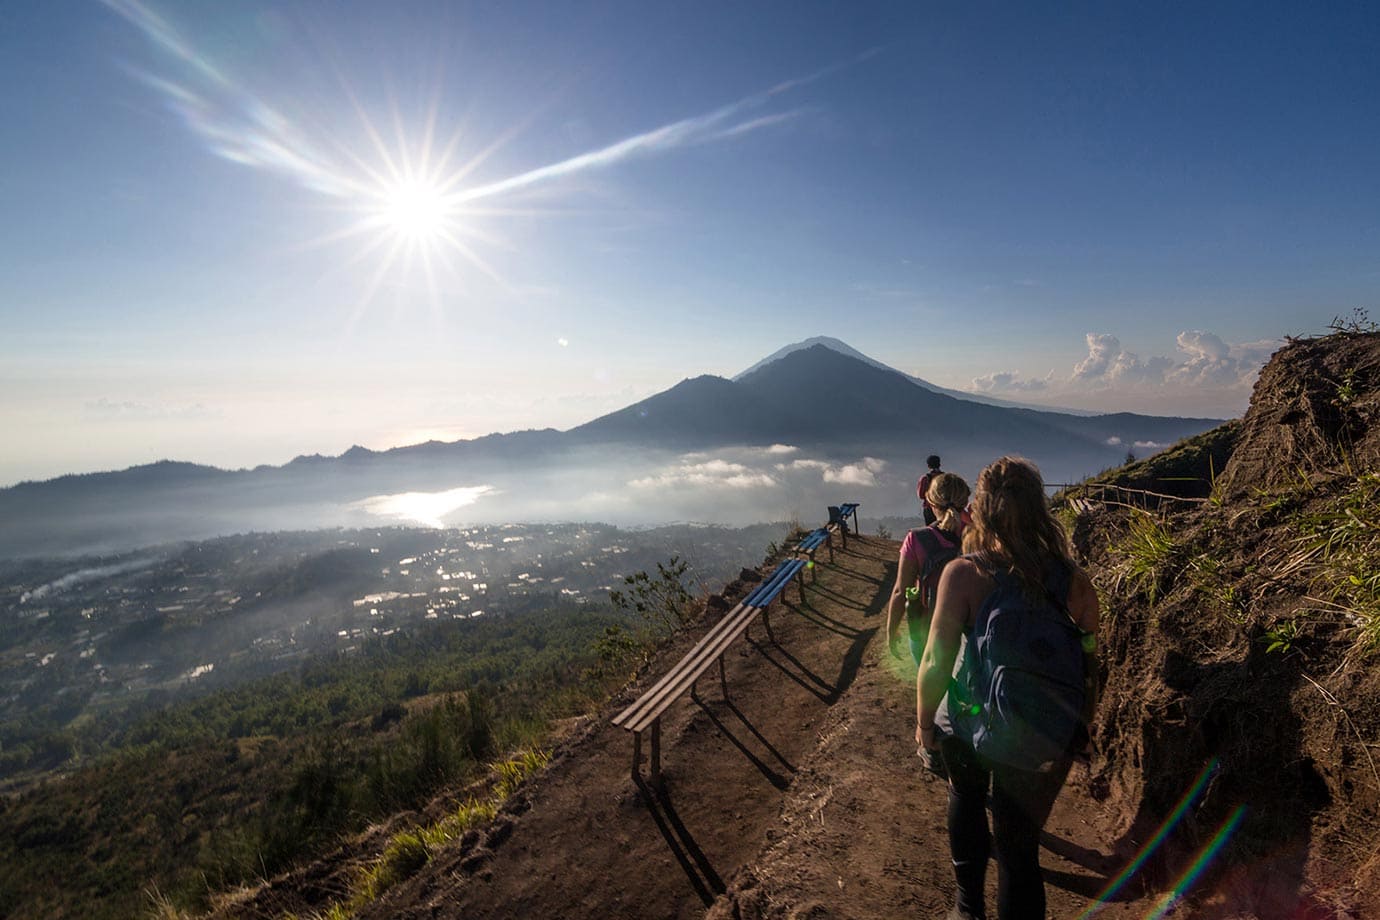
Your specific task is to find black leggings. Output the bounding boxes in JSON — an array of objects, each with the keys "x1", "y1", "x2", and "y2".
[{"x1": 939, "y1": 735, "x2": 1072, "y2": 920}]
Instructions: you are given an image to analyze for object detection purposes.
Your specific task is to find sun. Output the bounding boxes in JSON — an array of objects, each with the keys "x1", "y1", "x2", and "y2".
[{"x1": 377, "y1": 177, "x2": 451, "y2": 244}]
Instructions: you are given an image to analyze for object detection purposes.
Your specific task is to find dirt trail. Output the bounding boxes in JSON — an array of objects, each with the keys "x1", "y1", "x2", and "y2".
[{"x1": 348, "y1": 532, "x2": 1172, "y2": 919}]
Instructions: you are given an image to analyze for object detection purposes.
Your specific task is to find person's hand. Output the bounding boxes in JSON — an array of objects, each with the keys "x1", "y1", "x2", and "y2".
[
  {"x1": 918, "y1": 723, "x2": 940, "y2": 751},
  {"x1": 888, "y1": 630, "x2": 904, "y2": 659}
]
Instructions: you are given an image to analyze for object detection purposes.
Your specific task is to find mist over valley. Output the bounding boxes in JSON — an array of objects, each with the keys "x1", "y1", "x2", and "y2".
[{"x1": 0, "y1": 342, "x2": 1222, "y2": 559}]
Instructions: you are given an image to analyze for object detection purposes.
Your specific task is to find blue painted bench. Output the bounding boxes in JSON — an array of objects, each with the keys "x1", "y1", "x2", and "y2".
[
  {"x1": 612, "y1": 556, "x2": 810, "y2": 788},
  {"x1": 793, "y1": 526, "x2": 834, "y2": 569},
  {"x1": 827, "y1": 502, "x2": 861, "y2": 547}
]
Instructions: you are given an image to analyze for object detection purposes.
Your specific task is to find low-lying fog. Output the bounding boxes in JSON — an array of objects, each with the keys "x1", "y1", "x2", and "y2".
[
  {"x1": 0, "y1": 441, "x2": 1114, "y2": 559},
  {"x1": 349, "y1": 445, "x2": 901, "y2": 531}
]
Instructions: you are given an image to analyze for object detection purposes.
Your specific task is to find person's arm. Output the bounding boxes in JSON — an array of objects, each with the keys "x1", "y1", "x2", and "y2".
[
  {"x1": 1067, "y1": 566, "x2": 1101, "y2": 722},
  {"x1": 886, "y1": 548, "x2": 919, "y2": 659},
  {"x1": 916, "y1": 558, "x2": 981, "y2": 749}
]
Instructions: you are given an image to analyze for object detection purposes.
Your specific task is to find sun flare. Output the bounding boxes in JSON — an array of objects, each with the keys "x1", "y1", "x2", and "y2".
[{"x1": 378, "y1": 177, "x2": 451, "y2": 243}]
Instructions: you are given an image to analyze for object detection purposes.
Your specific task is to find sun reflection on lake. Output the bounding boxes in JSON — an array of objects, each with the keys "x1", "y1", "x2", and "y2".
[{"x1": 352, "y1": 485, "x2": 496, "y2": 528}]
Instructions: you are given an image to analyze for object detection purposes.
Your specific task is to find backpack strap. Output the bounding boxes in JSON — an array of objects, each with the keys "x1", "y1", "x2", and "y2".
[{"x1": 910, "y1": 526, "x2": 960, "y2": 608}]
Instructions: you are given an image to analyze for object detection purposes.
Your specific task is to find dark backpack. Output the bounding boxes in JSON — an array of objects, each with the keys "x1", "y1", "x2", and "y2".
[
  {"x1": 909, "y1": 526, "x2": 959, "y2": 608},
  {"x1": 949, "y1": 561, "x2": 1086, "y2": 771}
]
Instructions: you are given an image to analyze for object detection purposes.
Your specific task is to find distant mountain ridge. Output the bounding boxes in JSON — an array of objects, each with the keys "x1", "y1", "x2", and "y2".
[{"x1": 0, "y1": 340, "x2": 1225, "y2": 557}]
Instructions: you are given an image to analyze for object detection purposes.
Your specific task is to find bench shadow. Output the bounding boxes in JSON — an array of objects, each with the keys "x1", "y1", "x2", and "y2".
[
  {"x1": 750, "y1": 605, "x2": 877, "y2": 705},
  {"x1": 695, "y1": 697, "x2": 793, "y2": 788},
  {"x1": 861, "y1": 564, "x2": 895, "y2": 617},
  {"x1": 1039, "y1": 831, "x2": 1140, "y2": 903},
  {"x1": 820, "y1": 560, "x2": 879, "y2": 582},
  {"x1": 634, "y1": 774, "x2": 726, "y2": 906},
  {"x1": 1041, "y1": 865, "x2": 1137, "y2": 902},
  {"x1": 781, "y1": 599, "x2": 859, "y2": 636},
  {"x1": 806, "y1": 582, "x2": 869, "y2": 612}
]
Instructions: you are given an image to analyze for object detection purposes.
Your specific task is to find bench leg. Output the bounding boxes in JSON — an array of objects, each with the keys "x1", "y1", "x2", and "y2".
[
  {"x1": 797, "y1": 569, "x2": 806, "y2": 604},
  {"x1": 632, "y1": 730, "x2": 643, "y2": 784},
  {"x1": 827, "y1": 534, "x2": 835, "y2": 563},
  {"x1": 650, "y1": 718, "x2": 662, "y2": 790}
]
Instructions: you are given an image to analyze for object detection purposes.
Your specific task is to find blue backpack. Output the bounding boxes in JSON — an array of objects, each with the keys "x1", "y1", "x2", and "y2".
[{"x1": 949, "y1": 561, "x2": 1087, "y2": 771}]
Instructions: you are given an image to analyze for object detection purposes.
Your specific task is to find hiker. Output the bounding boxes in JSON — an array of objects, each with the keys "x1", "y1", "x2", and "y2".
[
  {"x1": 917, "y1": 455, "x2": 1100, "y2": 920},
  {"x1": 917, "y1": 455, "x2": 943, "y2": 524},
  {"x1": 886, "y1": 471, "x2": 971, "y2": 666}
]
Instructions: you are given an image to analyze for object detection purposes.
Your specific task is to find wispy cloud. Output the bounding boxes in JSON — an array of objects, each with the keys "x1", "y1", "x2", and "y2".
[
  {"x1": 108, "y1": 0, "x2": 864, "y2": 208},
  {"x1": 84, "y1": 398, "x2": 219, "y2": 420}
]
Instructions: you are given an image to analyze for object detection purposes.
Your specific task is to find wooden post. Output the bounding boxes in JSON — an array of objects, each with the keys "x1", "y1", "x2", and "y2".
[
  {"x1": 650, "y1": 718, "x2": 662, "y2": 789},
  {"x1": 632, "y1": 729, "x2": 643, "y2": 783}
]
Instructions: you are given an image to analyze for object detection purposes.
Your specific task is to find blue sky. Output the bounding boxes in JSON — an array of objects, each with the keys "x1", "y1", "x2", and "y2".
[{"x1": 2, "y1": 1, "x2": 1376, "y2": 485}]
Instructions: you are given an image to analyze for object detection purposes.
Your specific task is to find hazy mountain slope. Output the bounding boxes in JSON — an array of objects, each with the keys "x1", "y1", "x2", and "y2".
[{"x1": 568, "y1": 374, "x2": 805, "y2": 446}]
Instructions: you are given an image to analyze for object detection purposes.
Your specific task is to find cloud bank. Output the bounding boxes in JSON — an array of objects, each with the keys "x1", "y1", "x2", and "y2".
[
  {"x1": 628, "y1": 447, "x2": 886, "y2": 492},
  {"x1": 971, "y1": 330, "x2": 1280, "y2": 416}
]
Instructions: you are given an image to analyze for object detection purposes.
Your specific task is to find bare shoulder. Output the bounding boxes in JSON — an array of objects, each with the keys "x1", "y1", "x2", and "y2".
[
  {"x1": 939, "y1": 556, "x2": 994, "y2": 596},
  {"x1": 1066, "y1": 564, "x2": 1100, "y2": 631}
]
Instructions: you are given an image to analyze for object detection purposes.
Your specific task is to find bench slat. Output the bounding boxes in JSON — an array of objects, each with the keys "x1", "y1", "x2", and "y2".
[
  {"x1": 742, "y1": 558, "x2": 807, "y2": 607},
  {"x1": 612, "y1": 558, "x2": 808, "y2": 734},
  {"x1": 611, "y1": 601, "x2": 752, "y2": 728},
  {"x1": 616, "y1": 603, "x2": 760, "y2": 733}
]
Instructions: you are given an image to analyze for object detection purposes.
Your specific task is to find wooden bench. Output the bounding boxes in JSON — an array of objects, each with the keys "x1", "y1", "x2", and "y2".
[
  {"x1": 611, "y1": 556, "x2": 810, "y2": 789},
  {"x1": 827, "y1": 502, "x2": 861, "y2": 548}
]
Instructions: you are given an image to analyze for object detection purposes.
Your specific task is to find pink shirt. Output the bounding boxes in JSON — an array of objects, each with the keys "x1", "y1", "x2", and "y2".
[{"x1": 900, "y1": 524, "x2": 963, "y2": 594}]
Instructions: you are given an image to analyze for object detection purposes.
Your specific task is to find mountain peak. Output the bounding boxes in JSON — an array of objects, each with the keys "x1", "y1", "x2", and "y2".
[{"x1": 732, "y1": 337, "x2": 878, "y2": 381}]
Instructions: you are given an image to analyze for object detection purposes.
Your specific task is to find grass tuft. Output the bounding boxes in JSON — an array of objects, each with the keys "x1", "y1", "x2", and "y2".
[
  {"x1": 1292, "y1": 472, "x2": 1380, "y2": 654},
  {"x1": 317, "y1": 747, "x2": 551, "y2": 920},
  {"x1": 1113, "y1": 510, "x2": 1179, "y2": 603}
]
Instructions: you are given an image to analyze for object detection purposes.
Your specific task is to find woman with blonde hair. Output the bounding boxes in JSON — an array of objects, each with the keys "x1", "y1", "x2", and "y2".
[{"x1": 917, "y1": 456, "x2": 1099, "y2": 920}]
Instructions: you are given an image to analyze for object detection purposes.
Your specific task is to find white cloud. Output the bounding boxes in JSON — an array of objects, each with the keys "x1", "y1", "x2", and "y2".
[
  {"x1": 1105, "y1": 436, "x2": 1123, "y2": 446},
  {"x1": 971, "y1": 371, "x2": 1049, "y2": 393},
  {"x1": 628, "y1": 458, "x2": 777, "y2": 491},
  {"x1": 823, "y1": 457, "x2": 887, "y2": 487},
  {"x1": 1069, "y1": 331, "x2": 1274, "y2": 391},
  {"x1": 778, "y1": 459, "x2": 830, "y2": 472},
  {"x1": 1072, "y1": 334, "x2": 1121, "y2": 380},
  {"x1": 631, "y1": 449, "x2": 884, "y2": 493},
  {"x1": 1133, "y1": 440, "x2": 1170, "y2": 449}
]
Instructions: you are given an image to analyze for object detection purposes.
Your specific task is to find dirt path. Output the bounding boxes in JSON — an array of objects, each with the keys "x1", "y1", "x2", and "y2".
[{"x1": 358, "y1": 533, "x2": 1169, "y2": 919}]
